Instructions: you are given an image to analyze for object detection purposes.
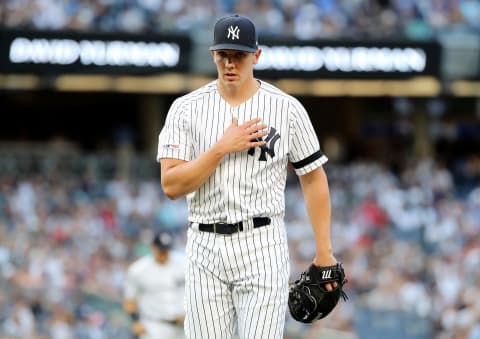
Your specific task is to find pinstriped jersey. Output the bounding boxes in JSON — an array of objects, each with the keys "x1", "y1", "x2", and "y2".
[{"x1": 157, "y1": 79, "x2": 327, "y2": 224}]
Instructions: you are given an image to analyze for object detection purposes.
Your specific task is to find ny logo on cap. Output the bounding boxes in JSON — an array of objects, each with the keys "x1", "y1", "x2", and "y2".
[{"x1": 227, "y1": 25, "x2": 240, "y2": 40}]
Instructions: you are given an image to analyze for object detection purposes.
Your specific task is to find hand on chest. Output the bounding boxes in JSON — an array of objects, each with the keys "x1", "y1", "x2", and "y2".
[{"x1": 193, "y1": 111, "x2": 285, "y2": 163}]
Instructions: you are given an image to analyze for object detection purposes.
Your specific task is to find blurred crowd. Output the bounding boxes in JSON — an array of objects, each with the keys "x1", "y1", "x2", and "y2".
[
  {"x1": 0, "y1": 151, "x2": 479, "y2": 339},
  {"x1": 1, "y1": 0, "x2": 480, "y2": 40}
]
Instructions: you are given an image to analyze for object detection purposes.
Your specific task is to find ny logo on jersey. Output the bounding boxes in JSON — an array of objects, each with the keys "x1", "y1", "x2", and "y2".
[
  {"x1": 227, "y1": 25, "x2": 240, "y2": 40},
  {"x1": 248, "y1": 127, "x2": 280, "y2": 161}
]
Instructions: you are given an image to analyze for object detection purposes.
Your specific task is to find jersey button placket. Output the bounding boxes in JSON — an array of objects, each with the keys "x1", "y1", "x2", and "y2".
[
  {"x1": 228, "y1": 106, "x2": 242, "y2": 223},
  {"x1": 220, "y1": 108, "x2": 236, "y2": 223},
  {"x1": 223, "y1": 106, "x2": 231, "y2": 221},
  {"x1": 221, "y1": 166, "x2": 230, "y2": 222}
]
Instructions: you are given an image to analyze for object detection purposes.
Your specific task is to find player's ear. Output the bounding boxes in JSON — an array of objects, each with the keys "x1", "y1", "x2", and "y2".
[{"x1": 252, "y1": 48, "x2": 262, "y2": 65}]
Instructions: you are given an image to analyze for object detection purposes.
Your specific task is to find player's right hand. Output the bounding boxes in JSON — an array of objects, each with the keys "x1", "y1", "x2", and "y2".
[
  {"x1": 174, "y1": 315, "x2": 185, "y2": 327},
  {"x1": 217, "y1": 117, "x2": 268, "y2": 154},
  {"x1": 132, "y1": 321, "x2": 147, "y2": 336}
]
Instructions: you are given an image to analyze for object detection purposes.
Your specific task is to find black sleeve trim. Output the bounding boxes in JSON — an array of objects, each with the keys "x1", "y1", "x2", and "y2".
[{"x1": 291, "y1": 150, "x2": 324, "y2": 169}]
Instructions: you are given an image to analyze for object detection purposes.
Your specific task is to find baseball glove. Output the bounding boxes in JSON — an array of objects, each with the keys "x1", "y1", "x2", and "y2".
[{"x1": 288, "y1": 263, "x2": 348, "y2": 323}]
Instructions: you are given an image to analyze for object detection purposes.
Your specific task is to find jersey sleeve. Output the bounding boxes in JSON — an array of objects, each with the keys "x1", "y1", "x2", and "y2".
[
  {"x1": 157, "y1": 97, "x2": 193, "y2": 162},
  {"x1": 288, "y1": 99, "x2": 328, "y2": 176}
]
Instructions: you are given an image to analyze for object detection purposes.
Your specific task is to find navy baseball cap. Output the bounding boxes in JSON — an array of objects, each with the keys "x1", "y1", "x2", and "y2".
[
  {"x1": 210, "y1": 14, "x2": 258, "y2": 53},
  {"x1": 152, "y1": 231, "x2": 173, "y2": 250}
]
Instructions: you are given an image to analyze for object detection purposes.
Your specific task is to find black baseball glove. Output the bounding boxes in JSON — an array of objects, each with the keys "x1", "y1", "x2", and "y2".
[{"x1": 288, "y1": 263, "x2": 348, "y2": 323}]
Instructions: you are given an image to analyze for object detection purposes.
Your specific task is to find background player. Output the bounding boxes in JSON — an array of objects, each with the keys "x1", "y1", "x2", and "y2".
[
  {"x1": 157, "y1": 14, "x2": 339, "y2": 339},
  {"x1": 123, "y1": 231, "x2": 186, "y2": 339}
]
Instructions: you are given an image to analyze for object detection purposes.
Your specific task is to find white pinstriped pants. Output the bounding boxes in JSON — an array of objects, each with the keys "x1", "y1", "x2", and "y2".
[{"x1": 184, "y1": 217, "x2": 290, "y2": 339}]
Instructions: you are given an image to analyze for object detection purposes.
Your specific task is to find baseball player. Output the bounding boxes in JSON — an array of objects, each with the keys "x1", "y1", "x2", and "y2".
[
  {"x1": 123, "y1": 231, "x2": 186, "y2": 339},
  {"x1": 157, "y1": 14, "x2": 339, "y2": 339}
]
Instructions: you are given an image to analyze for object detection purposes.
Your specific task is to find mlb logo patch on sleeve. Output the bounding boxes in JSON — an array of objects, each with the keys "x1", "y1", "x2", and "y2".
[{"x1": 164, "y1": 144, "x2": 180, "y2": 149}]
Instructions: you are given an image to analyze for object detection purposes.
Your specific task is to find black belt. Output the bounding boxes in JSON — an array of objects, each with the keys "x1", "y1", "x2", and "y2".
[{"x1": 196, "y1": 217, "x2": 271, "y2": 235}]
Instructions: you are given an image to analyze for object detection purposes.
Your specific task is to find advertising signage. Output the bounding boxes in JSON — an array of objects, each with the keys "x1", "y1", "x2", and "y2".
[
  {"x1": 255, "y1": 39, "x2": 441, "y2": 79},
  {"x1": 0, "y1": 29, "x2": 191, "y2": 74}
]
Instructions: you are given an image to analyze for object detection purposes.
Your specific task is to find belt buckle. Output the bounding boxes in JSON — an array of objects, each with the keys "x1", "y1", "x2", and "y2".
[
  {"x1": 217, "y1": 222, "x2": 240, "y2": 235},
  {"x1": 213, "y1": 222, "x2": 226, "y2": 234}
]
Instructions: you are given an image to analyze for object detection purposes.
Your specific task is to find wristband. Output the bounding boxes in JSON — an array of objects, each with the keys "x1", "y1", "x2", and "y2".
[{"x1": 129, "y1": 312, "x2": 140, "y2": 322}]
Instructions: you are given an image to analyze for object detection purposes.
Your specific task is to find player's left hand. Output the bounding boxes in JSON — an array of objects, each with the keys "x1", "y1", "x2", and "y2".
[
  {"x1": 288, "y1": 262, "x2": 348, "y2": 323},
  {"x1": 313, "y1": 254, "x2": 338, "y2": 291}
]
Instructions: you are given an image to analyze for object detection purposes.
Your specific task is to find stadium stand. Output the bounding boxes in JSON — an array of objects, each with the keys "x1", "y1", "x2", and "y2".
[
  {"x1": 0, "y1": 147, "x2": 479, "y2": 338},
  {"x1": 1, "y1": 0, "x2": 480, "y2": 39}
]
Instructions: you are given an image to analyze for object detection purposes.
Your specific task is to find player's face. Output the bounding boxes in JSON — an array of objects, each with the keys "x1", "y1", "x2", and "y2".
[
  {"x1": 212, "y1": 49, "x2": 261, "y2": 86},
  {"x1": 152, "y1": 246, "x2": 169, "y2": 264}
]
